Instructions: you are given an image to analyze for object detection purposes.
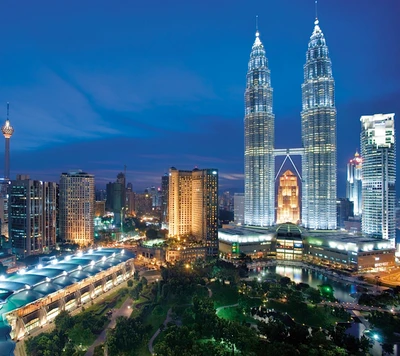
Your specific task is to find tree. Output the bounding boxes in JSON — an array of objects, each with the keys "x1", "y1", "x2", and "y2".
[
  {"x1": 191, "y1": 296, "x2": 218, "y2": 337},
  {"x1": 305, "y1": 287, "x2": 322, "y2": 304},
  {"x1": 68, "y1": 323, "x2": 94, "y2": 346},
  {"x1": 146, "y1": 228, "x2": 158, "y2": 239},
  {"x1": 127, "y1": 279, "x2": 133, "y2": 288},
  {"x1": 106, "y1": 316, "x2": 151, "y2": 355},
  {"x1": 154, "y1": 325, "x2": 197, "y2": 356},
  {"x1": 381, "y1": 342, "x2": 394, "y2": 356},
  {"x1": 54, "y1": 310, "x2": 74, "y2": 334}
]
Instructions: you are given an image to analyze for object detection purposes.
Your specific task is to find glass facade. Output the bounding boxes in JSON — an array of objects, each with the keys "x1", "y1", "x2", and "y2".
[
  {"x1": 346, "y1": 152, "x2": 362, "y2": 216},
  {"x1": 360, "y1": 114, "x2": 396, "y2": 245},
  {"x1": 301, "y1": 19, "x2": 337, "y2": 229},
  {"x1": 244, "y1": 31, "x2": 275, "y2": 227}
]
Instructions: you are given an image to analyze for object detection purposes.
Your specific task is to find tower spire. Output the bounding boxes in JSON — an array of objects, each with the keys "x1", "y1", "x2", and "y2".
[
  {"x1": 315, "y1": 0, "x2": 318, "y2": 20},
  {"x1": 6, "y1": 102, "x2": 9, "y2": 121},
  {"x1": 256, "y1": 15, "x2": 258, "y2": 32}
]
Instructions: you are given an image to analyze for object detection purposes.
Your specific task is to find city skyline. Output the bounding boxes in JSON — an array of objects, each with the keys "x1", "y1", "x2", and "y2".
[{"x1": 0, "y1": 1, "x2": 399, "y2": 195}]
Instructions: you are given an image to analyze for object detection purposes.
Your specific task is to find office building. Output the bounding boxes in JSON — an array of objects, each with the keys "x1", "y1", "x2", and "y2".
[
  {"x1": 95, "y1": 201, "x2": 105, "y2": 217},
  {"x1": 126, "y1": 182, "x2": 136, "y2": 216},
  {"x1": 346, "y1": 152, "x2": 362, "y2": 216},
  {"x1": 360, "y1": 113, "x2": 396, "y2": 244},
  {"x1": 0, "y1": 196, "x2": 8, "y2": 238},
  {"x1": 301, "y1": 17, "x2": 337, "y2": 230},
  {"x1": 161, "y1": 173, "x2": 169, "y2": 223},
  {"x1": 244, "y1": 28, "x2": 275, "y2": 227},
  {"x1": 234, "y1": 193, "x2": 245, "y2": 225},
  {"x1": 59, "y1": 171, "x2": 95, "y2": 246},
  {"x1": 9, "y1": 175, "x2": 56, "y2": 258},
  {"x1": 168, "y1": 167, "x2": 218, "y2": 257},
  {"x1": 336, "y1": 198, "x2": 354, "y2": 229},
  {"x1": 134, "y1": 191, "x2": 153, "y2": 216},
  {"x1": 276, "y1": 170, "x2": 300, "y2": 224}
]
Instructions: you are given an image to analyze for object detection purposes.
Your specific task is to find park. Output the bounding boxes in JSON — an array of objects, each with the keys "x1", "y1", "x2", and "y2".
[{"x1": 20, "y1": 256, "x2": 400, "y2": 356}]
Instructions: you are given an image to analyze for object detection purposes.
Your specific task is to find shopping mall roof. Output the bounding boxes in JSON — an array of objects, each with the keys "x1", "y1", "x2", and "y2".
[{"x1": 0, "y1": 248, "x2": 134, "y2": 317}]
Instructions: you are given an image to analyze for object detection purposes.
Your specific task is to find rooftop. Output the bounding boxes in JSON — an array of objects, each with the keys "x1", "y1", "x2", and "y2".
[{"x1": 0, "y1": 248, "x2": 134, "y2": 318}]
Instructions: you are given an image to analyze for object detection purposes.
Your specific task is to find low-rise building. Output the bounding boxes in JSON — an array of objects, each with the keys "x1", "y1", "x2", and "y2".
[
  {"x1": 303, "y1": 231, "x2": 395, "y2": 272},
  {"x1": 218, "y1": 224, "x2": 395, "y2": 272},
  {"x1": 218, "y1": 225, "x2": 275, "y2": 259},
  {"x1": 0, "y1": 247, "x2": 134, "y2": 354}
]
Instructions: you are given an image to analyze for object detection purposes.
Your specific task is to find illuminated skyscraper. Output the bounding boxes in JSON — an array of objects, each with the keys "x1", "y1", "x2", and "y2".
[
  {"x1": 276, "y1": 170, "x2": 300, "y2": 224},
  {"x1": 9, "y1": 175, "x2": 56, "y2": 258},
  {"x1": 360, "y1": 113, "x2": 396, "y2": 244},
  {"x1": 59, "y1": 171, "x2": 95, "y2": 246},
  {"x1": 244, "y1": 28, "x2": 275, "y2": 227},
  {"x1": 168, "y1": 167, "x2": 218, "y2": 257},
  {"x1": 301, "y1": 17, "x2": 337, "y2": 229},
  {"x1": 346, "y1": 152, "x2": 362, "y2": 216}
]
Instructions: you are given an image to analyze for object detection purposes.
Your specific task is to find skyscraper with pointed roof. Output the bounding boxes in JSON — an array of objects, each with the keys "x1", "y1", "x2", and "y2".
[
  {"x1": 244, "y1": 28, "x2": 275, "y2": 227},
  {"x1": 346, "y1": 151, "x2": 362, "y2": 216},
  {"x1": 301, "y1": 17, "x2": 337, "y2": 229}
]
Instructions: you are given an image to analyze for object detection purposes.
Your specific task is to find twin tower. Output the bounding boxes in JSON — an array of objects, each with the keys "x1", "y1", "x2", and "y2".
[{"x1": 244, "y1": 17, "x2": 337, "y2": 230}]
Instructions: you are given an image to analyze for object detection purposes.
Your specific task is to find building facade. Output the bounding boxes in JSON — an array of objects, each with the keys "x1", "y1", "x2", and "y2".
[
  {"x1": 346, "y1": 152, "x2": 363, "y2": 216},
  {"x1": 9, "y1": 175, "x2": 56, "y2": 258},
  {"x1": 244, "y1": 30, "x2": 275, "y2": 227},
  {"x1": 234, "y1": 193, "x2": 245, "y2": 225},
  {"x1": 161, "y1": 173, "x2": 169, "y2": 223},
  {"x1": 301, "y1": 18, "x2": 337, "y2": 230},
  {"x1": 59, "y1": 171, "x2": 95, "y2": 246},
  {"x1": 360, "y1": 113, "x2": 396, "y2": 244},
  {"x1": 276, "y1": 170, "x2": 300, "y2": 224},
  {"x1": 168, "y1": 167, "x2": 218, "y2": 257}
]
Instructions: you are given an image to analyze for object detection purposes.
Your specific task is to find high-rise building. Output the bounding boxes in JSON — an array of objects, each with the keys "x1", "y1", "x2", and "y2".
[
  {"x1": 336, "y1": 198, "x2": 354, "y2": 229},
  {"x1": 234, "y1": 193, "x2": 245, "y2": 225},
  {"x1": 134, "y1": 191, "x2": 152, "y2": 216},
  {"x1": 126, "y1": 182, "x2": 136, "y2": 216},
  {"x1": 9, "y1": 175, "x2": 56, "y2": 258},
  {"x1": 346, "y1": 152, "x2": 362, "y2": 216},
  {"x1": 276, "y1": 170, "x2": 300, "y2": 224},
  {"x1": 161, "y1": 173, "x2": 169, "y2": 223},
  {"x1": 301, "y1": 17, "x2": 337, "y2": 230},
  {"x1": 168, "y1": 167, "x2": 218, "y2": 257},
  {"x1": 244, "y1": 28, "x2": 275, "y2": 227},
  {"x1": 1, "y1": 103, "x2": 14, "y2": 182},
  {"x1": 59, "y1": 171, "x2": 95, "y2": 246},
  {"x1": 360, "y1": 113, "x2": 396, "y2": 244}
]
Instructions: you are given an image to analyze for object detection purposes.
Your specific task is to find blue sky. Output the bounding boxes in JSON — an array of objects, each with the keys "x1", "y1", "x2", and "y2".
[{"x1": 0, "y1": 0, "x2": 399, "y2": 196}]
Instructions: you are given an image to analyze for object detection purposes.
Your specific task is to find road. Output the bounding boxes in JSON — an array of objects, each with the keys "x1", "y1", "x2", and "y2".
[{"x1": 85, "y1": 297, "x2": 133, "y2": 356}]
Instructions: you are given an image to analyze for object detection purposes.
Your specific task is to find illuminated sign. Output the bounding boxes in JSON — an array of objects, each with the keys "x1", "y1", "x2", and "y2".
[{"x1": 232, "y1": 242, "x2": 239, "y2": 254}]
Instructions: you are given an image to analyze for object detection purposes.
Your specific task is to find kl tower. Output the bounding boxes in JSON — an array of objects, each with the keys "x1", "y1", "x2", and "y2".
[{"x1": 1, "y1": 103, "x2": 14, "y2": 181}]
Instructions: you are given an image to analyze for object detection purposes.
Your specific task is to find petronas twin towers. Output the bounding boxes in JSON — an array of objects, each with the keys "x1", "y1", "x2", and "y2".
[{"x1": 244, "y1": 17, "x2": 337, "y2": 230}]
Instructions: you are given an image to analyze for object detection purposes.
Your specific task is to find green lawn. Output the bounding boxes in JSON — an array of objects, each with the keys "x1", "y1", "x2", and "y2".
[
  {"x1": 217, "y1": 306, "x2": 255, "y2": 324},
  {"x1": 209, "y1": 282, "x2": 239, "y2": 308},
  {"x1": 144, "y1": 304, "x2": 170, "y2": 334},
  {"x1": 266, "y1": 300, "x2": 348, "y2": 328}
]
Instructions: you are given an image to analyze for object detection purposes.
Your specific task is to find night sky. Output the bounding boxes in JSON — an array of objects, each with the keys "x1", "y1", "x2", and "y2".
[{"x1": 0, "y1": 0, "x2": 399, "y2": 196}]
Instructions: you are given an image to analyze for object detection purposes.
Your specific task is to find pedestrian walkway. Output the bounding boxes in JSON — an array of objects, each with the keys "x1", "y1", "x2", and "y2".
[
  {"x1": 85, "y1": 297, "x2": 133, "y2": 356},
  {"x1": 148, "y1": 308, "x2": 172, "y2": 355}
]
